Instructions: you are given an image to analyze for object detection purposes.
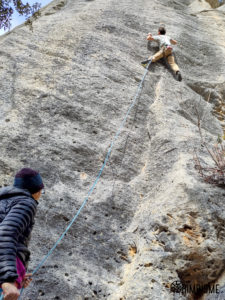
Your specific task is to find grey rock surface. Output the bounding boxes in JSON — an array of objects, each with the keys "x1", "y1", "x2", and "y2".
[{"x1": 0, "y1": 0, "x2": 225, "y2": 299}]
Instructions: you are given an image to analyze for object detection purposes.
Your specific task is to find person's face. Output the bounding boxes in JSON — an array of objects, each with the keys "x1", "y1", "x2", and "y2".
[{"x1": 32, "y1": 190, "x2": 42, "y2": 201}]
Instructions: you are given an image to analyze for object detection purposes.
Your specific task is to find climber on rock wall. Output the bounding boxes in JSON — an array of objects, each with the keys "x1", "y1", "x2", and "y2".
[
  {"x1": 0, "y1": 168, "x2": 44, "y2": 300},
  {"x1": 142, "y1": 26, "x2": 182, "y2": 81}
]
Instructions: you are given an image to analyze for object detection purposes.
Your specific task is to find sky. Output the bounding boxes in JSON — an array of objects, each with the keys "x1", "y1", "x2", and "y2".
[{"x1": 0, "y1": 0, "x2": 52, "y2": 36}]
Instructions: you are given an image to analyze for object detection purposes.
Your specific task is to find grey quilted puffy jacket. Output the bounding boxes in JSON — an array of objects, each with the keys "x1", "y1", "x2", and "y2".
[{"x1": 0, "y1": 186, "x2": 38, "y2": 284}]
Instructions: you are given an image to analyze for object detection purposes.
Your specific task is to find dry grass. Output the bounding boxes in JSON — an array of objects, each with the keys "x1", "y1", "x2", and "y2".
[
  {"x1": 194, "y1": 143, "x2": 225, "y2": 187},
  {"x1": 194, "y1": 93, "x2": 225, "y2": 188}
]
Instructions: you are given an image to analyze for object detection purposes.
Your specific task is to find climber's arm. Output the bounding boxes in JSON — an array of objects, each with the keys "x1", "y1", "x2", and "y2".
[
  {"x1": 170, "y1": 39, "x2": 177, "y2": 45},
  {"x1": 147, "y1": 33, "x2": 155, "y2": 41}
]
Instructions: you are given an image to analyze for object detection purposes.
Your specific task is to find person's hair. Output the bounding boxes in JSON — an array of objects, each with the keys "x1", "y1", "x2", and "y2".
[{"x1": 158, "y1": 27, "x2": 166, "y2": 35}]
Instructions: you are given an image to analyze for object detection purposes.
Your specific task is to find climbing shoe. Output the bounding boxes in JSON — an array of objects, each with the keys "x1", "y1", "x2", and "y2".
[
  {"x1": 141, "y1": 59, "x2": 151, "y2": 65},
  {"x1": 176, "y1": 71, "x2": 182, "y2": 81},
  {"x1": 141, "y1": 59, "x2": 151, "y2": 69}
]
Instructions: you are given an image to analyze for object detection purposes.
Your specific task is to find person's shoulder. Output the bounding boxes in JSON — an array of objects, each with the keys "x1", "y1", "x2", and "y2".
[
  {"x1": 11, "y1": 194, "x2": 37, "y2": 207},
  {"x1": 9, "y1": 196, "x2": 37, "y2": 219},
  {"x1": 152, "y1": 35, "x2": 160, "y2": 43},
  {"x1": 3, "y1": 187, "x2": 37, "y2": 208}
]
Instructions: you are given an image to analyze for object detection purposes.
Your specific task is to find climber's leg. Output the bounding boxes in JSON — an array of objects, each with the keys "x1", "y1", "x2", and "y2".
[
  {"x1": 166, "y1": 54, "x2": 182, "y2": 81},
  {"x1": 151, "y1": 49, "x2": 164, "y2": 62},
  {"x1": 141, "y1": 49, "x2": 164, "y2": 65},
  {"x1": 166, "y1": 54, "x2": 179, "y2": 73}
]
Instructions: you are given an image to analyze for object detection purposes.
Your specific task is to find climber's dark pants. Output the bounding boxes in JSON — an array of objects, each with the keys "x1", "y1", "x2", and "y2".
[{"x1": 148, "y1": 46, "x2": 179, "y2": 73}]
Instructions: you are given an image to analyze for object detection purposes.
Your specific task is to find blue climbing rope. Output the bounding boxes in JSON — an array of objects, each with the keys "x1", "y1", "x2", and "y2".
[
  {"x1": 0, "y1": 60, "x2": 151, "y2": 300},
  {"x1": 32, "y1": 60, "x2": 151, "y2": 277}
]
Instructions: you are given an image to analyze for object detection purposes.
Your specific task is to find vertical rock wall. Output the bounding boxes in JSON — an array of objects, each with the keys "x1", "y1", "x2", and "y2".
[{"x1": 0, "y1": 0, "x2": 225, "y2": 299}]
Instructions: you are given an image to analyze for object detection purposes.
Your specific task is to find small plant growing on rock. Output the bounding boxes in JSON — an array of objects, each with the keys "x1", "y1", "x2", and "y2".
[
  {"x1": 194, "y1": 95, "x2": 225, "y2": 188},
  {"x1": 24, "y1": 9, "x2": 41, "y2": 31},
  {"x1": 194, "y1": 141, "x2": 225, "y2": 187}
]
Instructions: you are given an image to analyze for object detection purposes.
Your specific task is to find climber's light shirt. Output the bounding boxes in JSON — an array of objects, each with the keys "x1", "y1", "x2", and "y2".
[{"x1": 152, "y1": 35, "x2": 172, "y2": 48}]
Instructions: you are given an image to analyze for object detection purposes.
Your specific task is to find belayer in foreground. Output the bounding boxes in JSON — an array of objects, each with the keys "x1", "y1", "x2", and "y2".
[
  {"x1": 0, "y1": 168, "x2": 44, "y2": 300},
  {"x1": 142, "y1": 26, "x2": 182, "y2": 81}
]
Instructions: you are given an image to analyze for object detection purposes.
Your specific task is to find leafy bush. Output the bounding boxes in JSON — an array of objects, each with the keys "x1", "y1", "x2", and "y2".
[{"x1": 0, "y1": 0, "x2": 41, "y2": 31}]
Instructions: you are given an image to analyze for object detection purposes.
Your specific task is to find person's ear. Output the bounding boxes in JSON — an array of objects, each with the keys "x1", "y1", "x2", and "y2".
[{"x1": 32, "y1": 190, "x2": 42, "y2": 201}]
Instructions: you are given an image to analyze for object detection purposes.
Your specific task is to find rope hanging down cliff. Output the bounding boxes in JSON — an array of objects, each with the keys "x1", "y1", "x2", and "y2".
[{"x1": 0, "y1": 60, "x2": 152, "y2": 300}]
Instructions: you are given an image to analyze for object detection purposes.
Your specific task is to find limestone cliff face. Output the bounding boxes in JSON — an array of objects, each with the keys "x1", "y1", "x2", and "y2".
[{"x1": 0, "y1": 0, "x2": 225, "y2": 299}]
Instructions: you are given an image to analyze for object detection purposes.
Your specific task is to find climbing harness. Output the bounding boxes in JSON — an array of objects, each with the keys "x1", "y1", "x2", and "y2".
[
  {"x1": 161, "y1": 45, "x2": 173, "y2": 58},
  {"x1": 0, "y1": 60, "x2": 152, "y2": 300}
]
